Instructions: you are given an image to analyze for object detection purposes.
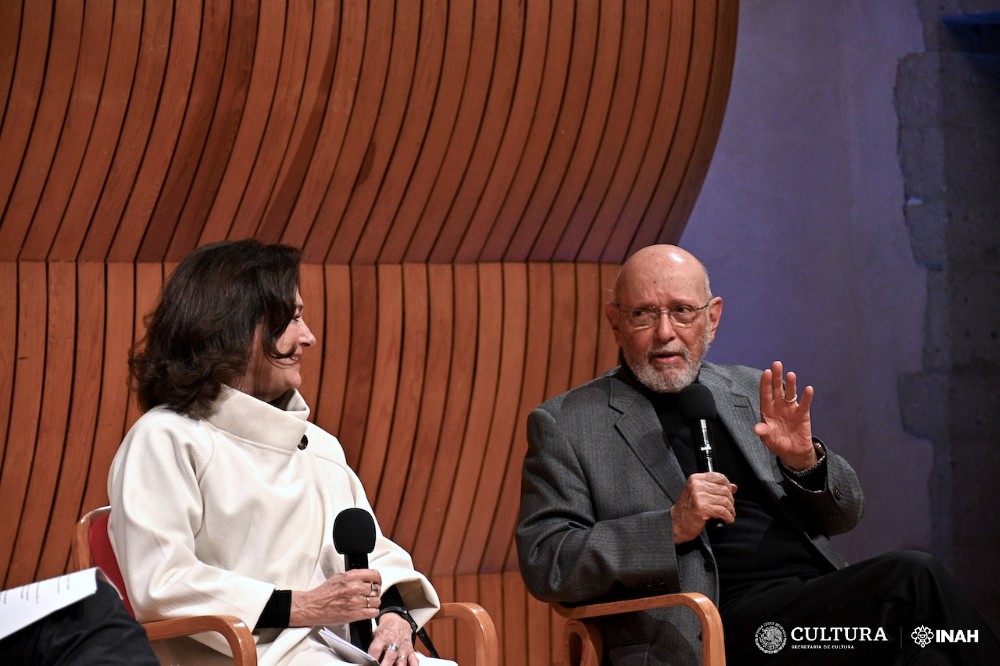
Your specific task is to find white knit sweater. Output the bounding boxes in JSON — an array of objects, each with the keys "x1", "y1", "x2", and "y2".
[{"x1": 109, "y1": 385, "x2": 439, "y2": 665}]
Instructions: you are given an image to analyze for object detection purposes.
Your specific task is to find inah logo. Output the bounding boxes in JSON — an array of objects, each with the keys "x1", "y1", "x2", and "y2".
[
  {"x1": 912, "y1": 626, "x2": 933, "y2": 648},
  {"x1": 756, "y1": 622, "x2": 787, "y2": 654}
]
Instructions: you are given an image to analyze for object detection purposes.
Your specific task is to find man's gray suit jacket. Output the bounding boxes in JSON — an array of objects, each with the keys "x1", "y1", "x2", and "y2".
[{"x1": 516, "y1": 361, "x2": 865, "y2": 665}]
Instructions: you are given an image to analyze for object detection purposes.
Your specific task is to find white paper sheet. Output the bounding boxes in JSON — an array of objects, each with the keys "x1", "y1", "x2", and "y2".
[
  {"x1": 0, "y1": 568, "x2": 99, "y2": 639},
  {"x1": 318, "y1": 627, "x2": 458, "y2": 665}
]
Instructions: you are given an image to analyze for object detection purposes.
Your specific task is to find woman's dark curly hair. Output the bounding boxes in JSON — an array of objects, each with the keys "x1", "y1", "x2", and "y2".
[{"x1": 129, "y1": 239, "x2": 302, "y2": 415}]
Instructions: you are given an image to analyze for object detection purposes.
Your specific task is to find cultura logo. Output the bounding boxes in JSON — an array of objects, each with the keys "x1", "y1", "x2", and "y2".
[{"x1": 755, "y1": 622, "x2": 787, "y2": 654}]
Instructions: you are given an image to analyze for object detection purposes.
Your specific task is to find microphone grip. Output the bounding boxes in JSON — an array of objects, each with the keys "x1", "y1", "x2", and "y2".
[
  {"x1": 345, "y1": 553, "x2": 369, "y2": 571},
  {"x1": 692, "y1": 420, "x2": 725, "y2": 531},
  {"x1": 348, "y1": 555, "x2": 373, "y2": 649},
  {"x1": 351, "y1": 617, "x2": 373, "y2": 650}
]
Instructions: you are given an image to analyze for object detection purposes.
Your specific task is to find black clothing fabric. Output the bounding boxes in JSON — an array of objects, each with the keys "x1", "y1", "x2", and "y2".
[
  {"x1": 617, "y1": 363, "x2": 1000, "y2": 663},
  {"x1": 256, "y1": 588, "x2": 292, "y2": 629},
  {"x1": 621, "y1": 365, "x2": 832, "y2": 603},
  {"x1": 256, "y1": 584, "x2": 407, "y2": 629},
  {"x1": 690, "y1": 419, "x2": 832, "y2": 600},
  {"x1": 721, "y1": 550, "x2": 1000, "y2": 664},
  {"x1": 0, "y1": 579, "x2": 157, "y2": 665}
]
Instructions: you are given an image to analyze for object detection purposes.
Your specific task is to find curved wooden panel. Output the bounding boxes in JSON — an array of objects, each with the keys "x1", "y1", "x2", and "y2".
[
  {"x1": 78, "y1": 2, "x2": 171, "y2": 261},
  {"x1": 409, "y1": 263, "x2": 478, "y2": 568},
  {"x1": 7, "y1": 263, "x2": 75, "y2": 584},
  {"x1": 199, "y1": 0, "x2": 284, "y2": 245},
  {"x1": 23, "y1": 0, "x2": 114, "y2": 261},
  {"x1": 1, "y1": 1, "x2": 735, "y2": 263},
  {"x1": 0, "y1": 1, "x2": 738, "y2": 656},
  {"x1": 538, "y1": 0, "x2": 626, "y2": 261},
  {"x1": 0, "y1": 1, "x2": 22, "y2": 114},
  {"x1": 109, "y1": 0, "x2": 201, "y2": 262},
  {"x1": 326, "y1": 0, "x2": 421, "y2": 264},
  {"x1": 390, "y1": 264, "x2": 455, "y2": 549},
  {"x1": 303, "y1": 2, "x2": 390, "y2": 263},
  {"x1": 281, "y1": 2, "x2": 361, "y2": 250},
  {"x1": 226, "y1": 0, "x2": 312, "y2": 244},
  {"x1": 51, "y1": 0, "x2": 143, "y2": 261},
  {"x1": 455, "y1": 0, "x2": 549, "y2": 263},
  {"x1": 0, "y1": 1, "x2": 51, "y2": 259},
  {"x1": 0, "y1": 263, "x2": 47, "y2": 579},
  {"x1": 5, "y1": 1, "x2": 83, "y2": 254},
  {"x1": 356, "y1": 264, "x2": 406, "y2": 501},
  {"x1": 35, "y1": 262, "x2": 108, "y2": 581},
  {"x1": 461, "y1": 264, "x2": 527, "y2": 572},
  {"x1": 372, "y1": 263, "x2": 430, "y2": 532},
  {"x1": 139, "y1": 0, "x2": 234, "y2": 260},
  {"x1": 438, "y1": 263, "x2": 505, "y2": 574},
  {"x1": 259, "y1": 0, "x2": 341, "y2": 244}
]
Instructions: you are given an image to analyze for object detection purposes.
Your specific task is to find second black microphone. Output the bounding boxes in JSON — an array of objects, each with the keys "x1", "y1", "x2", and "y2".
[{"x1": 333, "y1": 508, "x2": 377, "y2": 649}]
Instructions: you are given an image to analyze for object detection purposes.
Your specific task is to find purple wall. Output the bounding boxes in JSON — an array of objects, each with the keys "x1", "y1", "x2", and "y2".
[{"x1": 683, "y1": 0, "x2": 928, "y2": 562}]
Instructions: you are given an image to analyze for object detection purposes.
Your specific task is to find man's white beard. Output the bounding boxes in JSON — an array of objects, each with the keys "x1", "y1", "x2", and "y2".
[{"x1": 624, "y1": 331, "x2": 711, "y2": 394}]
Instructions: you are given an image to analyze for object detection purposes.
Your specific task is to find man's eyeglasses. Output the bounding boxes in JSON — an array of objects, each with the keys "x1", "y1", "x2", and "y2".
[{"x1": 616, "y1": 301, "x2": 712, "y2": 329}]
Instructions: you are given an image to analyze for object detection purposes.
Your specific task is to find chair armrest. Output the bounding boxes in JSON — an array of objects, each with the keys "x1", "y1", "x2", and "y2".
[
  {"x1": 142, "y1": 615, "x2": 258, "y2": 665},
  {"x1": 433, "y1": 602, "x2": 499, "y2": 666},
  {"x1": 553, "y1": 593, "x2": 725, "y2": 666}
]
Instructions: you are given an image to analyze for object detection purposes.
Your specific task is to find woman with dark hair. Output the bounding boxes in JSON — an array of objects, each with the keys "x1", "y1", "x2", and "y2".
[{"x1": 108, "y1": 240, "x2": 440, "y2": 666}]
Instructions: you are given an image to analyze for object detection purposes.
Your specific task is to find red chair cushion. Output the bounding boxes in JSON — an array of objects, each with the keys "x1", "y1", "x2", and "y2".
[{"x1": 89, "y1": 511, "x2": 136, "y2": 617}]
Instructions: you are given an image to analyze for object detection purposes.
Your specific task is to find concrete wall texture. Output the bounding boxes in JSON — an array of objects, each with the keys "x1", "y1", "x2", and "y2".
[{"x1": 682, "y1": 0, "x2": 999, "y2": 632}]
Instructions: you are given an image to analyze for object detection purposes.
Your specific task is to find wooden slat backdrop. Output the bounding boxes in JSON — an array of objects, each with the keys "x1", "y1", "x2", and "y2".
[{"x1": 0, "y1": 2, "x2": 738, "y2": 663}]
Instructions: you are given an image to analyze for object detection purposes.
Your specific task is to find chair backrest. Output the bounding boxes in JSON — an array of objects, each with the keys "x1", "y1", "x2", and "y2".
[{"x1": 74, "y1": 505, "x2": 136, "y2": 617}]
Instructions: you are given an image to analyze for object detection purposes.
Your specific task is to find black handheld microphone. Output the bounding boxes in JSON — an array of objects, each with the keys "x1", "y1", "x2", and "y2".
[
  {"x1": 678, "y1": 383, "x2": 725, "y2": 530},
  {"x1": 333, "y1": 508, "x2": 376, "y2": 649}
]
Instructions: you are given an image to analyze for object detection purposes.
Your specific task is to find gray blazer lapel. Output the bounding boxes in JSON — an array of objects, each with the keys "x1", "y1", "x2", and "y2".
[
  {"x1": 608, "y1": 377, "x2": 688, "y2": 502},
  {"x1": 699, "y1": 366, "x2": 784, "y2": 489}
]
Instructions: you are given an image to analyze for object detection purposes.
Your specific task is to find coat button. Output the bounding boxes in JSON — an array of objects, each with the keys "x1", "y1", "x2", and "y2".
[{"x1": 833, "y1": 485, "x2": 843, "y2": 500}]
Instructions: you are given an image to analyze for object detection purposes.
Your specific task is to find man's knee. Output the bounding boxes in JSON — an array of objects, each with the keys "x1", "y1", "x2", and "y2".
[{"x1": 885, "y1": 550, "x2": 946, "y2": 580}]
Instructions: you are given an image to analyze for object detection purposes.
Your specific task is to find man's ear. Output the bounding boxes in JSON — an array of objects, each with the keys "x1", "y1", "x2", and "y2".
[
  {"x1": 604, "y1": 302, "x2": 623, "y2": 345},
  {"x1": 707, "y1": 296, "x2": 723, "y2": 341}
]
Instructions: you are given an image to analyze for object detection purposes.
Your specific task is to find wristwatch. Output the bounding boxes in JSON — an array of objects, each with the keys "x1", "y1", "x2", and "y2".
[
  {"x1": 784, "y1": 439, "x2": 826, "y2": 477},
  {"x1": 377, "y1": 606, "x2": 418, "y2": 638}
]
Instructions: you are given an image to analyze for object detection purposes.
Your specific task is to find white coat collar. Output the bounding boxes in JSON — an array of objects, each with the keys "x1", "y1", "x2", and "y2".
[{"x1": 205, "y1": 385, "x2": 310, "y2": 452}]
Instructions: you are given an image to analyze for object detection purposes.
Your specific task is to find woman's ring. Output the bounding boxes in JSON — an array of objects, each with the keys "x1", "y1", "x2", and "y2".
[
  {"x1": 370, "y1": 582, "x2": 379, "y2": 596},
  {"x1": 386, "y1": 643, "x2": 398, "y2": 652},
  {"x1": 365, "y1": 596, "x2": 371, "y2": 608}
]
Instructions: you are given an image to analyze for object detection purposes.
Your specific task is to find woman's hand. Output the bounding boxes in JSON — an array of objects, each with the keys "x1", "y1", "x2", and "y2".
[
  {"x1": 369, "y1": 612, "x2": 419, "y2": 665},
  {"x1": 289, "y1": 569, "x2": 382, "y2": 627}
]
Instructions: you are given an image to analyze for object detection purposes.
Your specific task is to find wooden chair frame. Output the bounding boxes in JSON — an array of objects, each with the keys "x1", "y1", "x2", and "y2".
[
  {"x1": 74, "y1": 506, "x2": 499, "y2": 665},
  {"x1": 553, "y1": 592, "x2": 725, "y2": 666}
]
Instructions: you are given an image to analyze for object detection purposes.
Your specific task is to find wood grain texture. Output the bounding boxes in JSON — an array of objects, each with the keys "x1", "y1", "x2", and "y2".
[{"x1": 0, "y1": 2, "x2": 738, "y2": 661}]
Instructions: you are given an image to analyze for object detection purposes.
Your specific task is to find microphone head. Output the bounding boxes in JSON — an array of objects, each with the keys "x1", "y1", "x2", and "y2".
[
  {"x1": 678, "y1": 383, "x2": 717, "y2": 423},
  {"x1": 333, "y1": 508, "x2": 376, "y2": 554}
]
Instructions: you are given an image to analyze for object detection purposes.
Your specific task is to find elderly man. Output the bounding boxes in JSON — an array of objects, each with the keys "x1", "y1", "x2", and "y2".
[{"x1": 517, "y1": 245, "x2": 997, "y2": 664}]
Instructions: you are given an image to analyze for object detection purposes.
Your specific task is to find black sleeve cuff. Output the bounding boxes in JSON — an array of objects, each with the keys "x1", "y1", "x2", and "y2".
[
  {"x1": 778, "y1": 438, "x2": 828, "y2": 492},
  {"x1": 378, "y1": 585, "x2": 404, "y2": 611},
  {"x1": 256, "y1": 589, "x2": 291, "y2": 629},
  {"x1": 255, "y1": 585, "x2": 406, "y2": 630},
  {"x1": 377, "y1": 586, "x2": 418, "y2": 635}
]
